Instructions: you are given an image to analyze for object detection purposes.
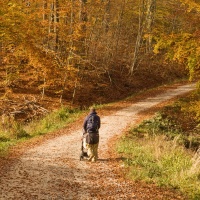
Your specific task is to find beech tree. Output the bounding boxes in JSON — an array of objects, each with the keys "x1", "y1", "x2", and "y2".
[
  {"x1": 130, "y1": 0, "x2": 156, "y2": 75},
  {"x1": 153, "y1": 0, "x2": 200, "y2": 81},
  {"x1": 1, "y1": 0, "x2": 199, "y2": 105}
]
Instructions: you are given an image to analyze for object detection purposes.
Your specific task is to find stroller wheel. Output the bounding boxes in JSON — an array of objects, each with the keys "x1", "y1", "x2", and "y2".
[{"x1": 80, "y1": 155, "x2": 83, "y2": 161}]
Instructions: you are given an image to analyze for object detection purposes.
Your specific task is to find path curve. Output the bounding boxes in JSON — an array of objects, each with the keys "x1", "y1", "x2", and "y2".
[{"x1": 0, "y1": 83, "x2": 196, "y2": 200}]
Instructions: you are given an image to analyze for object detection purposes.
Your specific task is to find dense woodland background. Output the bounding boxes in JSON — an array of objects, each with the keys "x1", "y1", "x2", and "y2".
[
  {"x1": 0, "y1": 0, "x2": 200, "y2": 118},
  {"x1": 1, "y1": 2, "x2": 200, "y2": 198}
]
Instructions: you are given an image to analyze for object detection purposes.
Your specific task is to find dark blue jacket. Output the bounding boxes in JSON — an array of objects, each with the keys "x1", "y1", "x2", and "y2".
[{"x1": 83, "y1": 111, "x2": 101, "y2": 133}]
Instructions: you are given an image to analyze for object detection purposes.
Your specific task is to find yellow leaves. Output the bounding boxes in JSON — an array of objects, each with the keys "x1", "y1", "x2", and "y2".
[
  {"x1": 55, "y1": 90, "x2": 63, "y2": 94},
  {"x1": 7, "y1": 2, "x2": 23, "y2": 15},
  {"x1": 180, "y1": 0, "x2": 200, "y2": 12},
  {"x1": 143, "y1": 33, "x2": 151, "y2": 39},
  {"x1": 7, "y1": 2, "x2": 17, "y2": 8},
  {"x1": 153, "y1": 37, "x2": 174, "y2": 55},
  {"x1": 186, "y1": 100, "x2": 200, "y2": 122},
  {"x1": 66, "y1": 65, "x2": 79, "y2": 73},
  {"x1": 0, "y1": 33, "x2": 6, "y2": 38},
  {"x1": 153, "y1": 29, "x2": 200, "y2": 81},
  {"x1": 153, "y1": 42, "x2": 161, "y2": 54},
  {"x1": 197, "y1": 46, "x2": 200, "y2": 54},
  {"x1": 182, "y1": 33, "x2": 193, "y2": 41},
  {"x1": 172, "y1": 38, "x2": 197, "y2": 79}
]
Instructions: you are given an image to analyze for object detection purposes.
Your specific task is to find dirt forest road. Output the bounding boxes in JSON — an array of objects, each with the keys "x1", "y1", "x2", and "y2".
[{"x1": 0, "y1": 83, "x2": 196, "y2": 200}]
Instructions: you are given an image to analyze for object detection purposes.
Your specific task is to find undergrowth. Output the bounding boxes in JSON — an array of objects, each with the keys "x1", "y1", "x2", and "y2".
[
  {"x1": 0, "y1": 107, "x2": 83, "y2": 156},
  {"x1": 117, "y1": 135, "x2": 200, "y2": 199},
  {"x1": 117, "y1": 93, "x2": 200, "y2": 199}
]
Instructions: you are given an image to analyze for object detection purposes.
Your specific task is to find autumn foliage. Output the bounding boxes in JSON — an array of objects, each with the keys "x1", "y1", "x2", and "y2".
[{"x1": 0, "y1": 0, "x2": 199, "y2": 110}]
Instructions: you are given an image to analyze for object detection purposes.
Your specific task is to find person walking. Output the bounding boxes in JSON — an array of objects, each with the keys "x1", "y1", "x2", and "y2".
[{"x1": 83, "y1": 107, "x2": 101, "y2": 162}]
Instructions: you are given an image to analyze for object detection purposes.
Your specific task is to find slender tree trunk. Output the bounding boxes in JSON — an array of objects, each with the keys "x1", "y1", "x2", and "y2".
[
  {"x1": 79, "y1": 0, "x2": 87, "y2": 55},
  {"x1": 54, "y1": 0, "x2": 59, "y2": 51},
  {"x1": 0, "y1": 42, "x2": 3, "y2": 66},
  {"x1": 47, "y1": 0, "x2": 59, "y2": 51},
  {"x1": 68, "y1": 0, "x2": 88, "y2": 104},
  {"x1": 71, "y1": 66, "x2": 81, "y2": 105},
  {"x1": 60, "y1": 0, "x2": 74, "y2": 104},
  {"x1": 130, "y1": 0, "x2": 156, "y2": 75},
  {"x1": 130, "y1": 0, "x2": 145, "y2": 75},
  {"x1": 104, "y1": 0, "x2": 111, "y2": 33},
  {"x1": 112, "y1": 0, "x2": 126, "y2": 62},
  {"x1": 43, "y1": 0, "x2": 48, "y2": 20},
  {"x1": 41, "y1": 77, "x2": 46, "y2": 99},
  {"x1": 146, "y1": 0, "x2": 156, "y2": 52}
]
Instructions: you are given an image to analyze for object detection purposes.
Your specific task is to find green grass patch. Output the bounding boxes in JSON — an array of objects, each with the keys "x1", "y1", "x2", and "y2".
[
  {"x1": 117, "y1": 134, "x2": 200, "y2": 199},
  {"x1": 117, "y1": 92, "x2": 200, "y2": 199},
  {"x1": 24, "y1": 106, "x2": 82, "y2": 136},
  {"x1": 0, "y1": 106, "x2": 83, "y2": 156}
]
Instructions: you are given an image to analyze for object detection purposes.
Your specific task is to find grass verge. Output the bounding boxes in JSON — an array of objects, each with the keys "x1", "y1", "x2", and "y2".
[
  {"x1": 0, "y1": 106, "x2": 83, "y2": 156},
  {"x1": 117, "y1": 93, "x2": 200, "y2": 200},
  {"x1": 117, "y1": 135, "x2": 200, "y2": 199}
]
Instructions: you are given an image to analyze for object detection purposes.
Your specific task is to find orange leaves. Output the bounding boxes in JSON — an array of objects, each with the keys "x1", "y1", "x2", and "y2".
[{"x1": 180, "y1": 0, "x2": 200, "y2": 12}]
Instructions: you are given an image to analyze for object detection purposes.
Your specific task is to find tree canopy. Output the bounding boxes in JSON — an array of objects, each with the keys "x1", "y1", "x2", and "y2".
[{"x1": 0, "y1": 0, "x2": 199, "y2": 106}]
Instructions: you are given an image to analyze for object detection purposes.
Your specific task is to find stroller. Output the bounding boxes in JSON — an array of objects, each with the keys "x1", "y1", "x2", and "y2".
[{"x1": 79, "y1": 133, "x2": 89, "y2": 161}]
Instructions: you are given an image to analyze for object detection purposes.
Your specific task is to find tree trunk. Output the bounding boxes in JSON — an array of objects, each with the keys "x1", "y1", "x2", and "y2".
[
  {"x1": 145, "y1": 0, "x2": 156, "y2": 52},
  {"x1": 130, "y1": 0, "x2": 145, "y2": 75},
  {"x1": 104, "y1": 0, "x2": 111, "y2": 33},
  {"x1": 130, "y1": 0, "x2": 156, "y2": 75},
  {"x1": 54, "y1": 0, "x2": 59, "y2": 51},
  {"x1": 43, "y1": 0, "x2": 48, "y2": 20},
  {"x1": 60, "y1": 0, "x2": 75, "y2": 104}
]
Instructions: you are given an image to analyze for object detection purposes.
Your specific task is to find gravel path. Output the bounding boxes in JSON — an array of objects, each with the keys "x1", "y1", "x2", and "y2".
[{"x1": 0, "y1": 83, "x2": 195, "y2": 200}]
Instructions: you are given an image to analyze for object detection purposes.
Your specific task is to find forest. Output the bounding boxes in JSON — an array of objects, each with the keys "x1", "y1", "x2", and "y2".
[
  {"x1": 0, "y1": 0, "x2": 199, "y2": 100},
  {"x1": 0, "y1": 0, "x2": 200, "y2": 120},
  {"x1": 1, "y1": 1, "x2": 200, "y2": 199}
]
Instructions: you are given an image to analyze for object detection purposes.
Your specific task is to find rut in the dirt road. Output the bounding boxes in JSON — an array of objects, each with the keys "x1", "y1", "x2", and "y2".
[{"x1": 0, "y1": 83, "x2": 195, "y2": 200}]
